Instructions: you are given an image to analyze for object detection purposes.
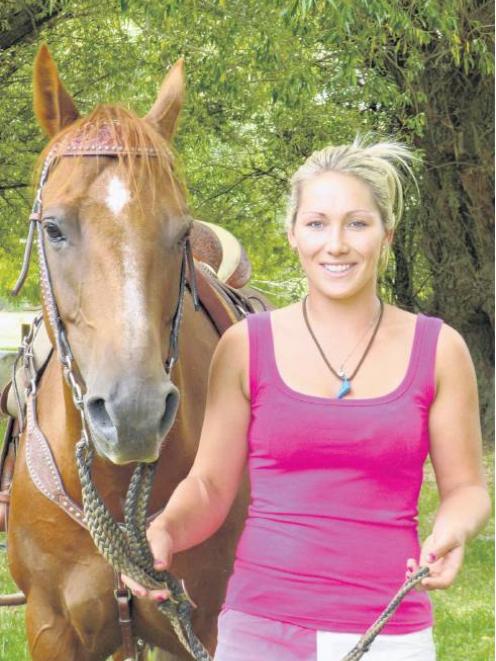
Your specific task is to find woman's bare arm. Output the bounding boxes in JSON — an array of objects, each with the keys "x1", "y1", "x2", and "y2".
[
  {"x1": 408, "y1": 323, "x2": 491, "y2": 590},
  {"x1": 123, "y1": 319, "x2": 250, "y2": 598}
]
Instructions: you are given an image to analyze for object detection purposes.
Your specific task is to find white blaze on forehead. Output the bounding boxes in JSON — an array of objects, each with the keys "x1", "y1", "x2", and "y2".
[
  {"x1": 105, "y1": 176, "x2": 131, "y2": 216},
  {"x1": 122, "y1": 240, "x2": 147, "y2": 344}
]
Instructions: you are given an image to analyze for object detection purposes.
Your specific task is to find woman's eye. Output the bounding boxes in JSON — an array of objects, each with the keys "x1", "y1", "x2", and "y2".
[
  {"x1": 307, "y1": 220, "x2": 324, "y2": 228},
  {"x1": 43, "y1": 221, "x2": 66, "y2": 243},
  {"x1": 348, "y1": 219, "x2": 368, "y2": 228}
]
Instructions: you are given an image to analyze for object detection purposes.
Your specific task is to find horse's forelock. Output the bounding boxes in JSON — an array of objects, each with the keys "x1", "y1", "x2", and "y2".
[{"x1": 33, "y1": 105, "x2": 185, "y2": 210}]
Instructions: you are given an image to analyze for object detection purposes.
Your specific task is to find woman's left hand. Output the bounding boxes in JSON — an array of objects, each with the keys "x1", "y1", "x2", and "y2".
[{"x1": 406, "y1": 531, "x2": 465, "y2": 591}]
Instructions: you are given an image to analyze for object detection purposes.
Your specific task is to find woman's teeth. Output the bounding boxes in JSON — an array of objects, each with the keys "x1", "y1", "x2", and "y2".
[{"x1": 322, "y1": 263, "x2": 354, "y2": 273}]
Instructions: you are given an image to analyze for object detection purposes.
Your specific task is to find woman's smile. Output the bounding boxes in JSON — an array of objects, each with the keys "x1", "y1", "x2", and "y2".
[{"x1": 320, "y1": 262, "x2": 357, "y2": 277}]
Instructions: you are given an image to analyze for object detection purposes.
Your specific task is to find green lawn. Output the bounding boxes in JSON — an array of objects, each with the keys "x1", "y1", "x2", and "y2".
[
  {"x1": 418, "y1": 457, "x2": 494, "y2": 661},
  {"x1": 0, "y1": 436, "x2": 493, "y2": 660}
]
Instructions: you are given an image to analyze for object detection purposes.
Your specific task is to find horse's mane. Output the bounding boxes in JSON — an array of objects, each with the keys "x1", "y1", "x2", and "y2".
[{"x1": 34, "y1": 105, "x2": 185, "y2": 207}]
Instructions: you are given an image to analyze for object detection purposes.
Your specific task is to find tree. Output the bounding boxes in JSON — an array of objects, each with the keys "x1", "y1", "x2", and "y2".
[
  {"x1": 0, "y1": 0, "x2": 493, "y2": 436},
  {"x1": 278, "y1": 0, "x2": 494, "y2": 434}
]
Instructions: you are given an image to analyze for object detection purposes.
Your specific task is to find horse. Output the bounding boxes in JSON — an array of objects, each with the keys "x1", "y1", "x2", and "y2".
[{"x1": 7, "y1": 44, "x2": 252, "y2": 660}]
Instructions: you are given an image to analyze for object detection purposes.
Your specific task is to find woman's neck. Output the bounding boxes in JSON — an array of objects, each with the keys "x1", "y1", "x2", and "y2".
[{"x1": 304, "y1": 285, "x2": 382, "y2": 338}]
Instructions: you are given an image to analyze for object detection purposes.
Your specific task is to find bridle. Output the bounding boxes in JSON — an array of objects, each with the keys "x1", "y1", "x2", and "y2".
[
  {"x1": 12, "y1": 129, "x2": 200, "y2": 382},
  {"x1": 11, "y1": 125, "x2": 214, "y2": 660}
]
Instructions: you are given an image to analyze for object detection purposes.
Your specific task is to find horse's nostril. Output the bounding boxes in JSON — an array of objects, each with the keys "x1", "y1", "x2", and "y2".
[
  {"x1": 158, "y1": 388, "x2": 180, "y2": 438},
  {"x1": 86, "y1": 397, "x2": 114, "y2": 433}
]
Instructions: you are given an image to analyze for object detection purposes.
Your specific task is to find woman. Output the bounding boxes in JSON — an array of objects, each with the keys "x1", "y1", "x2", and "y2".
[{"x1": 123, "y1": 138, "x2": 490, "y2": 660}]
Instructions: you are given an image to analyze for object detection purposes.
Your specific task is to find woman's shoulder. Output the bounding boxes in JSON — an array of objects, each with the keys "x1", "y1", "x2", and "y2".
[
  {"x1": 435, "y1": 320, "x2": 475, "y2": 382},
  {"x1": 383, "y1": 304, "x2": 443, "y2": 336},
  {"x1": 389, "y1": 305, "x2": 467, "y2": 356},
  {"x1": 383, "y1": 304, "x2": 416, "y2": 327},
  {"x1": 219, "y1": 303, "x2": 299, "y2": 354},
  {"x1": 387, "y1": 306, "x2": 474, "y2": 388},
  {"x1": 267, "y1": 302, "x2": 302, "y2": 327}
]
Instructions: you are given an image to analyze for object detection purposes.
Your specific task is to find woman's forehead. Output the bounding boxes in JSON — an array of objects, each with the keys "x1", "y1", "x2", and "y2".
[{"x1": 299, "y1": 171, "x2": 378, "y2": 212}]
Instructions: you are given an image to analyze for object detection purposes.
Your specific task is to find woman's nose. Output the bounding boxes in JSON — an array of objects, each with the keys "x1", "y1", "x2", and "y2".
[{"x1": 324, "y1": 227, "x2": 348, "y2": 254}]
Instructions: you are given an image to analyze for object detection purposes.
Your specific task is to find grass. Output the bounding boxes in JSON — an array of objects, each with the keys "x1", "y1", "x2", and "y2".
[
  {"x1": 0, "y1": 539, "x2": 28, "y2": 661},
  {"x1": 418, "y1": 457, "x2": 494, "y2": 660},
  {"x1": 0, "y1": 419, "x2": 493, "y2": 660}
]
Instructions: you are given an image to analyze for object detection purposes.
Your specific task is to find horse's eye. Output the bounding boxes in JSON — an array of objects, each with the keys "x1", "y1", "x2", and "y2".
[{"x1": 43, "y1": 221, "x2": 65, "y2": 244}]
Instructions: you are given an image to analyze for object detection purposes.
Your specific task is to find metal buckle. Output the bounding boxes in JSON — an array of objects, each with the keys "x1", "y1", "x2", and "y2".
[
  {"x1": 113, "y1": 587, "x2": 132, "y2": 602},
  {"x1": 180, "y1": 578, "x2": 197, "y2": 608}
]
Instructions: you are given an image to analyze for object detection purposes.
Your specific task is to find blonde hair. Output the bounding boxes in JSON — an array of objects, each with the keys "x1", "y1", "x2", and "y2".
[{"x1": 285, "y1": 135, "x2": 418, "y2": 231}]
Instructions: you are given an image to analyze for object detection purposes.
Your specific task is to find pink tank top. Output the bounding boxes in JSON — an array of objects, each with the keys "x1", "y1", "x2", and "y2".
[{"x1": 223, "y1": 310, "x2": 443, "y2": 634}]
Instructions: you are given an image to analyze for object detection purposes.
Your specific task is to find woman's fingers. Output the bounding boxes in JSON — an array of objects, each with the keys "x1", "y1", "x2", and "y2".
[
  {"x1": 120, "y1": 574, "x2": 171, "y2": 602},
  {"x1": 148, "y1": 588, "x2": 171, "y2": 602},
  {"x1": 418, "y1": 545, "x2": 464, "y2": 591},
  {"x1": 121, "y1": 574, "x2": 148, "y2": 597},
  {"x1": 405, "y1": 557, "x2": 418, "y2": 576},
  {"x1": 405, "y1": 540, "x2": 464, "y2": 592},
  {"x1": 146, "y1": 523, "x2": 174, "y2": 571},
  {"x1": 118, "y1": 523, "x2": 174, "y2": 602}
]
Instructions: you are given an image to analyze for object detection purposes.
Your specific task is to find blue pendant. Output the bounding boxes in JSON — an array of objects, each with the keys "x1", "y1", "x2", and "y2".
[{"x1": 337, "y1": 377, "x2": 351, "y2": 399}]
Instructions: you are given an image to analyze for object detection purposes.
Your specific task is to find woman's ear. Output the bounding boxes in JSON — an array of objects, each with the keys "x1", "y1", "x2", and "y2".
[
  {"x1": 384, "y1": 228, "x2": 394, "y2": 248},
  {"x1": 287, "y1": 226, "x2": 297, "y2": 251}
]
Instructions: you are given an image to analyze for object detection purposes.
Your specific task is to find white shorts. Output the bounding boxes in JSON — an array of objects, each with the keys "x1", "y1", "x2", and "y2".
[
  {"x1": 214, "y1": 608, "x2": 436, "y2": 661},
  {"x1": 317, "y1": 627, "x2": 436, "y2": 660}
]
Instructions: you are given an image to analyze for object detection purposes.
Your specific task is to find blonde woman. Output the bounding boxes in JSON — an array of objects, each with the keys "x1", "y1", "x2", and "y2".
[{"x1": 123, "y1": 138, "x2": 490, "y2": 660}]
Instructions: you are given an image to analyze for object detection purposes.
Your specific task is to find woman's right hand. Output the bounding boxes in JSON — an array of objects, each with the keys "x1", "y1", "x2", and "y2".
[
  {"x1": 121, "y1": 320, "x2": 251, "y2": 602},
  {"x1": 121, "y1": 519, "x2": 174, "y2": 602}
]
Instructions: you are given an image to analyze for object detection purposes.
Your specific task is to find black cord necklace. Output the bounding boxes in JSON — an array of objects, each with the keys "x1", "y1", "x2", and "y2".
[{"x1": 302, "y1": 296, "x2": 384, "y2": 399}]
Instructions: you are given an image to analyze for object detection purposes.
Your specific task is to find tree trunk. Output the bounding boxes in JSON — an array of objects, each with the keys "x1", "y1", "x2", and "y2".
[{"x1": 0, "y1": 1, "x2": 67, "y2": 52}]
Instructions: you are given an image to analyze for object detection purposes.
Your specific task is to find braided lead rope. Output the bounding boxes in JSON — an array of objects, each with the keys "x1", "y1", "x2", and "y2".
[
  {"x1": 124, "y1": 462, "x2": 157, "y2": 569},
  {"x1": 75, "y1": 439, "x2": 212, "y2": 661},
  {"x1": 340, "y1": 566, "x2": 430, "y2": 661}
]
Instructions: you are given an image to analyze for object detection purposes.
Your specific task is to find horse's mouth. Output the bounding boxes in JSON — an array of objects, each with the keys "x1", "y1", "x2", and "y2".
[
  {"x1": 83, "y1": 408, "x2": 164, "y2": 465},
  {"x1": 80, "y1": 380, "x2": 180, "y2": 465}
]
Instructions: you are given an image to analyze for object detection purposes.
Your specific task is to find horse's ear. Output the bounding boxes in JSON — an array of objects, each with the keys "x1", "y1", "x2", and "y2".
[
  {"x1": 144, "y1": 59, "x2": 185, "y2": 142},
  {"x1": 33, "y1": 43, "x2": 79, "y2": 137}
]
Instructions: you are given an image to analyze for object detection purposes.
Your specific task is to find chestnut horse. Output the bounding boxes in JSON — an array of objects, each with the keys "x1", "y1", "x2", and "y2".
[{"x1": 7, "y1": 45, "x2": 249, "y2": 660}]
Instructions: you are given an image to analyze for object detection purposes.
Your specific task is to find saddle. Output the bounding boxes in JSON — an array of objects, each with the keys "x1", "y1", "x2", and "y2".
[{"x1": 0, "y1": 220, "x2": 267, "y2": 532}]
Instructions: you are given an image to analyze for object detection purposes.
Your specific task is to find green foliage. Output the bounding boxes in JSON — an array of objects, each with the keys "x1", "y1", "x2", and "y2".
[
  {"x1": 0, "y1": 0, "x2": 391, "y2": 302},
  {"x1": 0, "y1": 0, "x2": 493, "y2": 429},
  {"x1": 1, "y1": 0, "x2": 492, "y2": 305}
]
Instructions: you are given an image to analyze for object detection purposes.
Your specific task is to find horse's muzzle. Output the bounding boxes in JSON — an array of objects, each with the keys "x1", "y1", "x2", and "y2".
[{"x1": 84, "y1": 376, "x2": 180, "y2": 464}]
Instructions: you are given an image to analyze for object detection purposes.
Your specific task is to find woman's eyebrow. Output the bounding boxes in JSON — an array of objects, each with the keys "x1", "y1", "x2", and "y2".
[
  {"x1": 344, "y1": 209, "x2": 376, "y2": 216},
  {"x1": 300, "y1": 209, "x2": 376, "y2": 218},
  {"x1": 299, "y1": 210, "x2": 327, "y2": 217}
]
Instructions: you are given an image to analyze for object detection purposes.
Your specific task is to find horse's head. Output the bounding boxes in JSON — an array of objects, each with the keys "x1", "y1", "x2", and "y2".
[{"x1": 32, "y1": 45, "x2": 192, "y2": 464}]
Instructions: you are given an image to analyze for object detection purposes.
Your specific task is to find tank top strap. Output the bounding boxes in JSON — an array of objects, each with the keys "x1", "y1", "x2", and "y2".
[
  {"x1": 413, "y1": 313, "x2": 444, "y2": 405},
  {"x1": 246, "y1": 310, "x2": 273, "y2": 400}
]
